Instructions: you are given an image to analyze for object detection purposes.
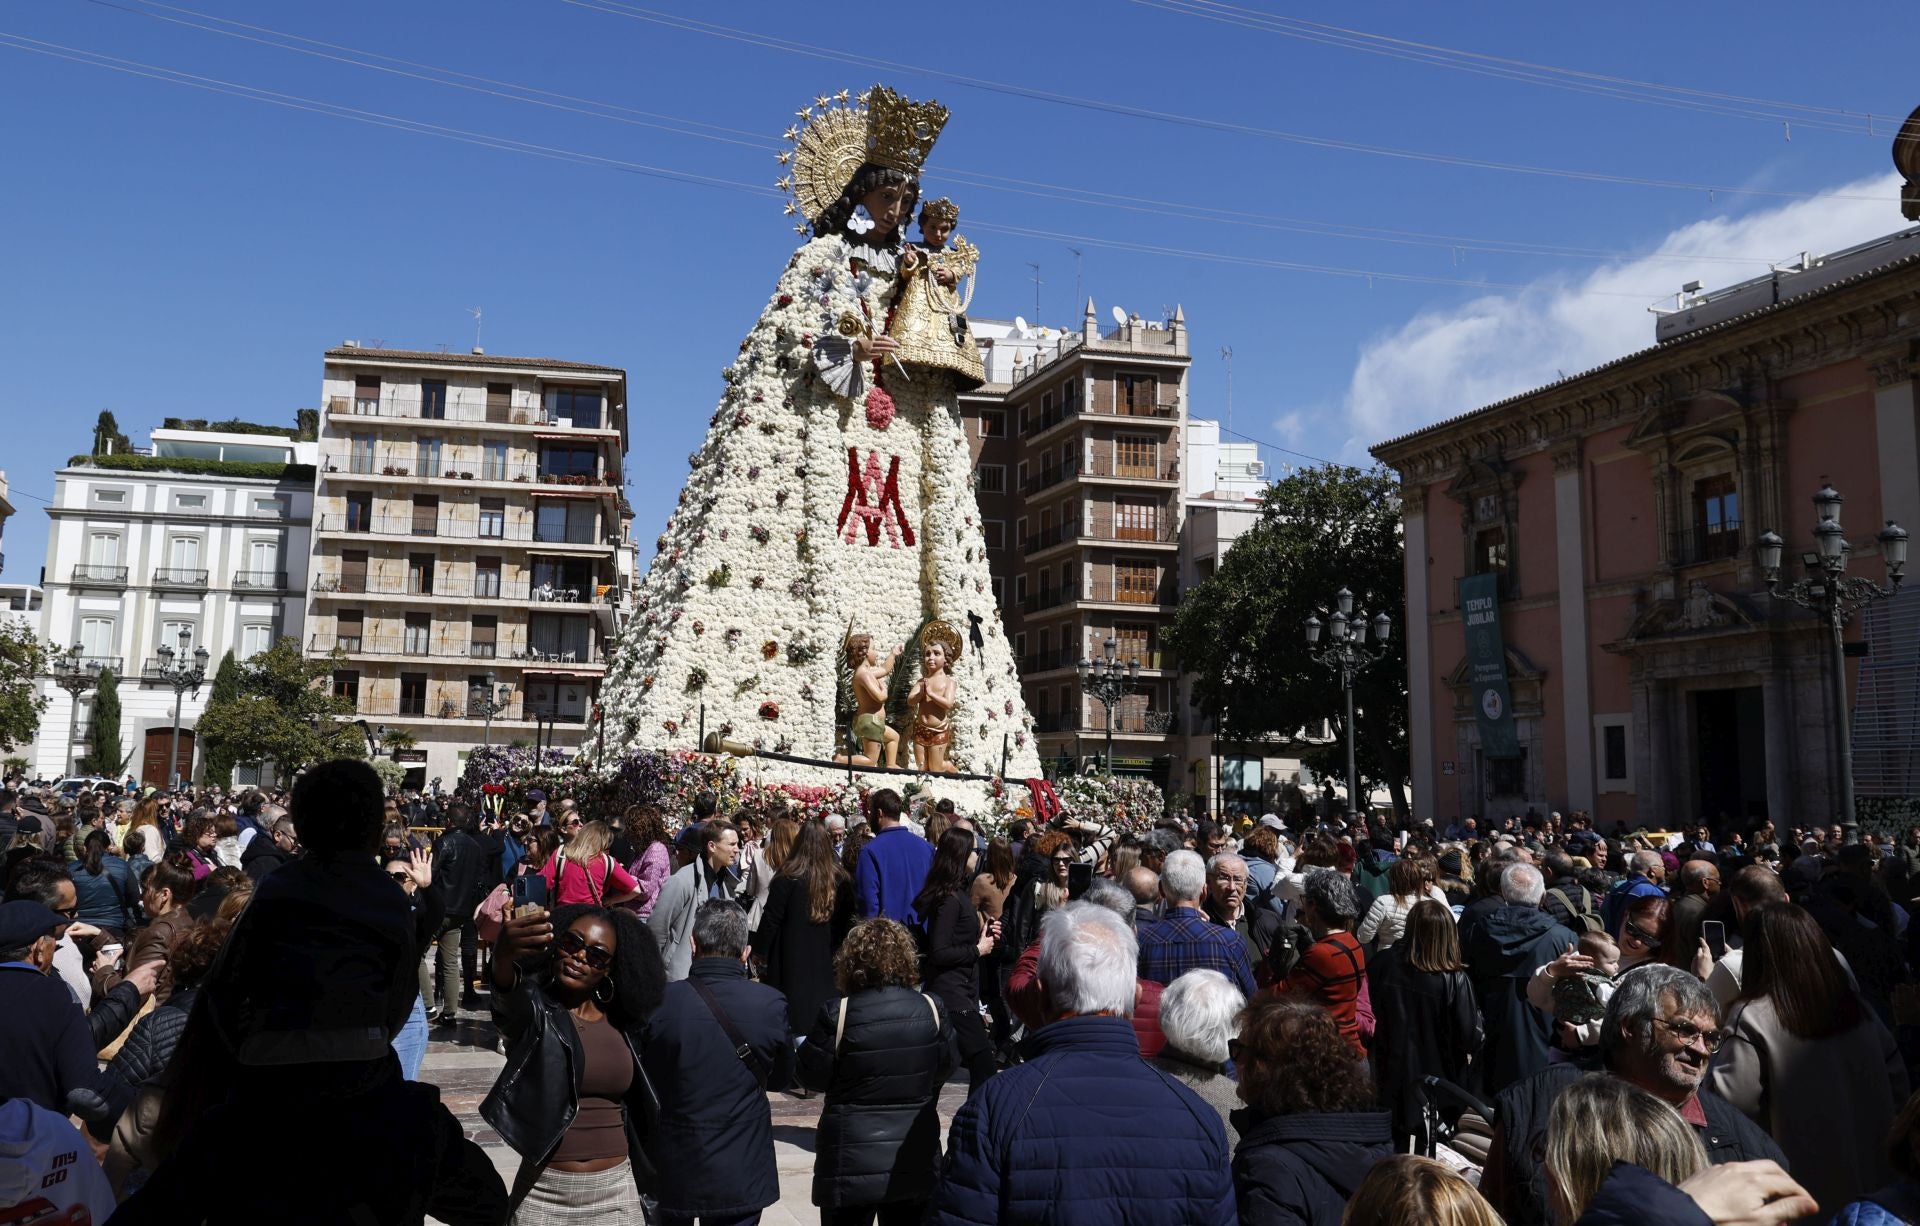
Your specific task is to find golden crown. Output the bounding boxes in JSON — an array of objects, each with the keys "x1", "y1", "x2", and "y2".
[
  {"x1": 776, "y1": 85, "x2": 949, "y2": 232},
  {"x1": 919, "y1": 197, "x2": 959, "y2": 226}
]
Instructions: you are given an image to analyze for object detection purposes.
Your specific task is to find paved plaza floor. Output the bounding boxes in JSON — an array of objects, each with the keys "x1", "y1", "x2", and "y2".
[{"x1": 419, "y1": 997, "x2": 972, "y2": 1225}]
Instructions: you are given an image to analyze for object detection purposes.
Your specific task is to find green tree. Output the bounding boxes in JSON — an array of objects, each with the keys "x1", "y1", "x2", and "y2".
[
  {"x1": 0, "y1": 624, "x2": 50, "y2": 754},
  {"x1": 1166, "y1": 464, "x2": 1410, "y2": 823},
  {"x1": 195, "y1": 637, "x2": 364, "y2": 784},
  {"x1": 80, "y1": 668, "x2": 128, "y2": 775},
  {"x1": 92, "y1": 410, "x2": 132, "y2": 457},
  {"x1": 198, "y1": 651, "x2": 242, "y2": 788}
]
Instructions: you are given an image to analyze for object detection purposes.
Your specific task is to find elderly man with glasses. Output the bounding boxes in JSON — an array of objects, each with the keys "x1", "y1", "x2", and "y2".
[{"x1": 1479, "y1": 962, "x2": 1787, "y2": 1226}]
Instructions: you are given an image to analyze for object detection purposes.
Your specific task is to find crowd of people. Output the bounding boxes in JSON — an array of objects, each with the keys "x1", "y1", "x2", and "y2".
[{"x1": 2, "y1": 768, "x2": 1918, "y2": 1225}]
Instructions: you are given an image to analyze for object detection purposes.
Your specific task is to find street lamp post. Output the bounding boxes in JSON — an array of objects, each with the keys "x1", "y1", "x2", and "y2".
[
  {"x1": 1756, "y1": 485, "x2": 1906, "y2": 844},
  {"x1": 52, "y1": 645, "x2": 101, "y2": 777},
  {"x1": 1077, "y1": 636, "x2": 1141, "y2": 776},
  {"x1": 474, "y1": 676, "x2": 513, "y2": 747},
  {"x1": 153, "y1": 628, "x2": 211, "y2": 790},
  {"x1": 1305, "y1": 587, "x2": 1393, "y2": 819}
]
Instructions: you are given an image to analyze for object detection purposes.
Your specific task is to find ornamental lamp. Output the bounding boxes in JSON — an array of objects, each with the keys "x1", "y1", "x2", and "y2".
[
  {"x1": 1103, "y1": 637, "x2": 1118, "y2": 665},
  {"x1": 1076, "y1": 655, "x2": 1091, "y2": 680},
  {"x1": 1756, "y1": 530, "x2": 1785, "y2": 578},
  {"x1": 1813, "y1": 484, "x2": 1843, "y2": 525},
  {"x1": 1127, "y1": 655, "x2": 1141, "y2": 681},
  {"x1": 1879, "y1": 521, "x2": 1910, "y2": 576},
  {"x1": 1373, "y1": 611, "x2": 1393, "y2": 642},
  {"x1": 1335, "y1": 587, "x2": 1355, "y2": 617},
  {"x1": 1304, "y1": 615, "x2": 1323, "y2": 645},
  {"x1": 1329, "y1": 611, "x2": 1348, "y2": 643},
  {"x1": 1814, "y1": 516, "x2": 1846, "y2": 563}
]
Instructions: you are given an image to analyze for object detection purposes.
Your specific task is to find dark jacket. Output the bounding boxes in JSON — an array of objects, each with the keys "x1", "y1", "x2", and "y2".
[
  {"x1": 108, "y1": 1054, "x2": 506, "y2": 1226},
  {"x1": 1572, "y1": 1162, "x2": 1712, "y2": 1226},
  {"x1": 756, "y1": 872, "x2": 853, "y2": 1036},
  {"x1": 1482, "y1": 1062, "x2": 1788, "y2": 1226},
  {"x1": 69, "y1": 855, "x2": 140, "y2": 931},
  {"x1": 1232, "y1": 1107, "x2": 1395, "y2": 1226},
  {"x1": 0, "y1": 963, "x2": 132, "y2": 1139},
  {"x1": 641, "y1": 957, "x2": 793, "y2": 1218},
  {"x1": 1464, "y1": 904, "x2": 1577, "y2": 1095},
  {"x1": 1454, "y1": 893, "x2": 1505, "y2": 950},
  {"x1": 479, "y1": 969, "x2": 659, "y2": 1212},
  {"x1": 991, "y1": 849, "x2": 1053, "y2": 967},
  {"x1": 106, "y1": 986, "x2": 199, "y2": 1097},
  {"x1": 1540, "y1": 876, "x2": 1599, "y2": 933},
  {"x1": 929, "y1": 1015, "x2": 1235, "y2": 1226},
  {"x1": 1366, "y1": 944, "x2": 1482, "y2": 1138},
  {"x1": 431, "y1": 828, "x2": 486, "y2": 921},
  {"x1": 922, "y1": 890, "x2": 985, "y2": 1015},
  {"x1": 239, "y1": 834, "x2": 292, "y2": 883},
  {"x1": 797, "y1": 985, "x2": 955, "y2": 1208}
]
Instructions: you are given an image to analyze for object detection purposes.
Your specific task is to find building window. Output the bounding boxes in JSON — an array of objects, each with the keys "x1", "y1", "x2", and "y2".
[
  {"x1": 420, "y1": 380, "x2": 448, "y2": 420},
  {"x1": 475, "y1": 557, "x2": 502, "y2": 599},
  {"x1": 486, "y1": 383, "x2": 512, "y2": 424},
  {"x1": 1595, "y1": 716, "x2": 1633, "y2": 794},
  {"x1": 1116, "y1": 435, "x2": 1156, "y2": 478},
  {"x1": 1116, "y1": 562, "x2": 1157, "y2": 604},
  {"x1": 1063, "y1": 379, "x2": 1081, "y2": 410},
  {"x1": 333, "y1": 670, "x2": 360, "y2": 704},
  {"x1": 240, "y1": 623, "x2": 273, "y2": 659},
  {"x1": 1472, "y1": 526, "x2": 1509, "y2": 578},
  {"x1": 471, "y1": 615, "x2": 497, "y2": 658},
  {"x1": 173, "y1": 492, "x2": 207, "y2": 511},
  {"x1": 354, "y1": 376, "x2": 381, "y2": 414},
  {"x1": 991, "y1": 576, "x2": 1005, "y2": 608},
  {"x1": 975, "y1": 464, "x2": 1005, "y2": 494},
  {"x1": 1117, "y1": 374, "x2": 1157, "y2": 415},
  {"x1": 335, "y1": 610, "x2": 363, "y2": 652},
  {"x1": 1113, "y1": 498, "x2": 1159, "y2": 541},
  {"x1": 478, "y1": 498, "x2": 506, "y2": 539},
  {"x1": 248, "y1": 538, "x2": 281, "y2": 584},
  {"x1": 345, "y1": 491, "x2": 372, "y2": 533},
  {"x1": 407, "y1": 553, "x2": 435, "y2": 596},
  {"x1": 340, "y1": 550, "x2": 368, "y2": 594},
  {"x1": 411, "y1": 495, "x2": 439, "y2": 537},
  {"x1": 979, "y1": 410, "x2": 1005, "y2": 438},
  {"x1": 253, "y1": 496, "x2": 284, "y2": 518},
  {"x1": 1489, "y1": 749, "x2": 1528, "y2": 797},
  {"x1": 415, "y1": 436, "x2": 442, "y2": 478},
  {"x1": 481, "y1": 440, "x2": 508, "y2": 482},
  {"x1": 535, "y1": 501, "x2": 595, "y2": 545},
  {"x1": 350, "y1": 434, "x2": 376, "y2": 474},
  {"x1": 160, "y1": 620, "x2": 196, "y2": 654},
  {"x1": 981, "y1": 520, "x2": 1005, "y2": 550},
  {"x1": 92, "y1": 489, "x2": 126, "y2": 507},
  {"x1": 399, "y1": 672, "x2": 427, "y2": 716},
  {"x1": 545, "y1": 386, "x2": 603, "y2": 429},
  {"x1": 1114, "y1": 623, "x2": 1151, "y2": 668},
  {"x1": 166, "y1": 536, "x2": 202, "y2": 572},
  {"x1": 1690, "y1": 474, "x2": 1741, "y2": 562},
  {"x1": 87, "y1": 533, "x2": 121, "y2": 566},
  {"x1": 79, "y1": 617, "x2": 115, "y2": 660},
  {"x1": 403, "y1": 613, "x2": 431, "y2": 655}
]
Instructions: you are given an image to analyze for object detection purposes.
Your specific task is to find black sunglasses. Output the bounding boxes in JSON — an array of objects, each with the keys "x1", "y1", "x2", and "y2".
[
  {"x1": 556, "y1": 929, "x2": 614, "y2": 971},
  {"x1": 389, "y1": 870, "x2": 412, "y2": 883}
]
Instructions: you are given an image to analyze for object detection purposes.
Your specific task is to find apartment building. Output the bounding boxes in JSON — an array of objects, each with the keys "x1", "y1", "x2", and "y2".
[
  {"x1": 958, "y1": 304, "x2": 1191, "y2": 785},
  {"x1": 309, "y1": 346, "x2": 630, "y2": 787},
  {"x1": 32, "y1": 426, "x2": 314, "y2": 781}
]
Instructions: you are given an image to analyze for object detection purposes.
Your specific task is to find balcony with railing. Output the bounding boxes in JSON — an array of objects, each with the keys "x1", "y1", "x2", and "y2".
[
  {"x1": 1021, "y1": 460, "x2": 1079, "y2": 497},
  {"x1": 232, "y1": 570, "x2": 290, "y2": 592},
  {"x1": 59, "y1": 655, "x2": 123, "y2": 677},
  {"x1": 1082, "y1": 451, "x2": 1179, "y2": 483},
  {"x1": 1670, "y1": 521, "x2": 1743, "y2": 566},
  {"x1": 69, "y1": 564, "x2": 129, "y2": 588},
  {"x1": 1023, "y1": 517, "x2": 1180, "y2": 555},
  {"x1": 1031, "y1": 709, "x2": 1179, "y2": 736},
  {"x1": 1020, "y1": 647, "x2": 1079, "y2": 675},
  {"x1": 320, "y1": 451, "x2": 620, "y2": 492},
  {"x1": 326, "y1": 395, "x2": 616, "y2": 435},
  {"x1": 1021, "y1": 395, "x2": 1178, "y2": 441},
  {"x1": 309, "y1": 633, "x2": 610, "y2": 666},
  {"x1": 312, "y1": 575, "x2": 536, "y2": 601},
  {"x1": 151, "y1": 567, "x2": 209, "y2": 591},
  {"x1": 1022, "y1": 584, "x2": 1081, "y2": 615},
  {"x1": 313, "y1": 512, "x2": 613, "y2": 548}
]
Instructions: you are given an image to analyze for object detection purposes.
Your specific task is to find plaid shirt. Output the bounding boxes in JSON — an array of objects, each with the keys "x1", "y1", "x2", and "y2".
[
  {"x1": 1137, "y1": 906, "x2": 1257, "y2": 997},
  {"x1": 1282, "y1": 930, "x2": 1368, "y2": 1056}
]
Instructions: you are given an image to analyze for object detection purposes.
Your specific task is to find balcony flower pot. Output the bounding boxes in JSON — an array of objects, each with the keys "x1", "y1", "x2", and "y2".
[
  {"x1": 513, "y1": 474, "x2": 531, "y2": 483},
  {"x1": 393, "y1": 467, "x2": 409, "y2": 476}
]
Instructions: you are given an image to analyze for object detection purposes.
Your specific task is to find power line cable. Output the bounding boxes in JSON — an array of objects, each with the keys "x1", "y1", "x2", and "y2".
[
  {"x1": 76, "y1": 0, "x2": 1802, "y2": 268},
  {"x1": 0, "y1": 31, "x2": 1677, "y2": 298},
  {"x1": 1131, "y1": 0, "x2": 1882, "y2": 136},
  {"x1": 549, "y1": 0, "x2": 1893, "y2": 203}
]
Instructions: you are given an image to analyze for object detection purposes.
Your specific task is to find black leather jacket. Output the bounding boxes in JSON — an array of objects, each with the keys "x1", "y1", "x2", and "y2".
[
  {"x1": 480, "y1": 970, "x2": 658, "y2": 1211},
  {"x1": 432, "y1": 829, "x2": 487, "y2": 921}
]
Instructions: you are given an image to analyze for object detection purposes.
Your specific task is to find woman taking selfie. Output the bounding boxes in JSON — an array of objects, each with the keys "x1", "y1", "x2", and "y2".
[{"x1": 483, "y1": 901, "x2": 667, "y2": 1223}]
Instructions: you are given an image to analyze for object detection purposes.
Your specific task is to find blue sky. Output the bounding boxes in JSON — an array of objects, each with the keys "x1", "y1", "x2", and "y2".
[{"x1": 2, "y1": 0, "x2": 1915, "y2": 586}]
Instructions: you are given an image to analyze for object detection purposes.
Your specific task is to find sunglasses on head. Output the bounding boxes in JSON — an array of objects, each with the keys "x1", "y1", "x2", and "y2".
[{"x1": 556, "y1": 929, "x2": 613, "y2": 971}]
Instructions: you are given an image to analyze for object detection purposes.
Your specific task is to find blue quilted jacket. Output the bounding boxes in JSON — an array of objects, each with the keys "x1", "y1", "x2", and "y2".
[{"x1": 928, "y1": 1015, "x2": 1235, "y2": 1226}]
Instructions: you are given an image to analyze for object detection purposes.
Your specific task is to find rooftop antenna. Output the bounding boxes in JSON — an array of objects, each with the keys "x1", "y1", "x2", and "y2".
[
  {"x1": 469, "y1": 306, "x2": 484, "y2": 354},
  {"x1": 1026, "y1": 262, "x2": 1043, "y2": 324},
  {"x1": 1220, "y1": 345, "x2": 1235, "y2": 435}
]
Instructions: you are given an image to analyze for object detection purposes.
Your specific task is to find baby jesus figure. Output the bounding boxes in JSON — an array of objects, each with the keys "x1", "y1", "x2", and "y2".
[{"x1": 839, "y1": 633, "x2": 901, "y2": 768}]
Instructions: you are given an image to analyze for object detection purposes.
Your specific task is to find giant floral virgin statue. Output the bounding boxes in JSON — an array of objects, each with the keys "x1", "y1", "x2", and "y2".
[{"x1": 601, "y1": 85, "x2": 1041, "y2": 789}]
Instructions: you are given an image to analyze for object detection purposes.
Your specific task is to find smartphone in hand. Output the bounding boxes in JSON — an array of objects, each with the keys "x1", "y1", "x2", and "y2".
[
  {"x1": 510, "y1": 873, "x2": 548, "y2": 911},
  {"x1": 1702, "y1": 920, "x2": 1727, "y2": 962}
]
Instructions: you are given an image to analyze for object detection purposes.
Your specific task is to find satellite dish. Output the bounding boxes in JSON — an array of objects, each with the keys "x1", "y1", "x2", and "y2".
[
  {"x1": 1110, "y1": 304, "x2": 1127, "y2": 326},
  {"x1": 1012, "y1": 315, "x2": 1029, "y2": 337}
]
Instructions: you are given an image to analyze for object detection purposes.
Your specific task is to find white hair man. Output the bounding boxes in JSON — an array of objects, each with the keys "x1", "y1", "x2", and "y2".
[
  {"x1": 1203, "y1": 852, "x2": 1284, "y2": 987},
  {"x1": 824, "y1": 813, "x2": 848, "y2": 858},
  {"x1": 1463, "y1": 861, "x2": 1579, "y2": 1096},
  {"x1": 929, "y1": 902, "x2": 1235, "y2": 1225},
  {"x1": 1148, "y1": 969, "x2": 1246, "y2": 1145},
  {"x1": 1136, "y1": 850, "x2": 1256, "y2": 997}
]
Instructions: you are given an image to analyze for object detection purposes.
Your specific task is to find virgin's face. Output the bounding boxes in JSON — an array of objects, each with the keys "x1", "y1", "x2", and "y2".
[
  {"x1": 924, "y1": 643, "x2": 948, "y2": 674},
  {"x1": 859, "y1": 181, "x2": 910, "y2": 240}
]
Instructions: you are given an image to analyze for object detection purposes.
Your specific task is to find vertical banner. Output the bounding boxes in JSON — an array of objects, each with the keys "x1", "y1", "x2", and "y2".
[{"x1": 1460, "y1": 573, "x2": 1520, "y2": 759}]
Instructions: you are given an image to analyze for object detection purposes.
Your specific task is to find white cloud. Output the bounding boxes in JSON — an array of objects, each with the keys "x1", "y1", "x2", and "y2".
[{"x1": 1344, "y1": 172, "x2": 1906, "y2": 456}]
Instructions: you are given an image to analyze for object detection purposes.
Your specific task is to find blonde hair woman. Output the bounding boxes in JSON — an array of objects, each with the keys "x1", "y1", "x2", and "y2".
[
  {"x1": 1342, "y1": 1155, "x2": 1502, "y2": 1226},
  {"x1": 1545, "y1": 1074, "x2": 1706, "y2": 1223},
  {"x1": 540, "y1": 820, "x2": 642, "y2": 907}
]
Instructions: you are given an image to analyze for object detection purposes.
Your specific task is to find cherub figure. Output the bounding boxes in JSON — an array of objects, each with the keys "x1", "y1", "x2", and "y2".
[
  {"x1": 909, "y1": 621, "x2": 961, "y2": 774},
  {"x1": 839, "y1": 633, "x2": 901, "y2": 767}
]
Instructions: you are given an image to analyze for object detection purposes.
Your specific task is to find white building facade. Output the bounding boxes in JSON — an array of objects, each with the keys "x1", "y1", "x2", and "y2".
[{"x1": 32, "y1": 428, "x2": 315, "y2": 782}]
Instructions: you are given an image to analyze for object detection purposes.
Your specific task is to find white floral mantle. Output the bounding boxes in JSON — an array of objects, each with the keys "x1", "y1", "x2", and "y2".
[{"x1": 602, "y1": 234, "x2": 1042, "y2": 782}]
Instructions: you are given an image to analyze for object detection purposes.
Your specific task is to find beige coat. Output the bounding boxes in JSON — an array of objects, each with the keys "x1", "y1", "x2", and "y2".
[{"x1": 1706, "y1": 994, "x2": 1909, "y2": 1215}]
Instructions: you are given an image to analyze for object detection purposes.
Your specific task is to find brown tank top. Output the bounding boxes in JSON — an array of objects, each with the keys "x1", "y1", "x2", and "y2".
[{"x1": 552, "y1": 1013, "x2": 634, "y2": 1163}]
